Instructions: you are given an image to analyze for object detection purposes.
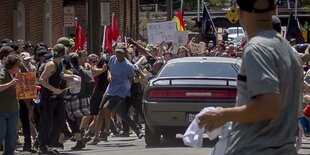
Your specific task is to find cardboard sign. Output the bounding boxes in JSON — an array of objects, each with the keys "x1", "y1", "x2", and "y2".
[
  {"x1": 147, "y1": 21, "x2": 176, "y2": 44},
  {"x1": 16, "y1": 72, "x2": 37, "y2": 100},
  {"x1": 172, "y1": 31, "x2": 189, "y2": 54},
  {"x1": 189, "y1": 42, "x2": 201, "y2": 53}
]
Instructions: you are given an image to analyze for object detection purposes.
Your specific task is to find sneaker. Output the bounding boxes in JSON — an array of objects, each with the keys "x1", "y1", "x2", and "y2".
[
  {"x1": 38, "y1": 146, "x2": 48, "y2": 154},
  {"x1": 71, "y1": 141, "x2": 86, "y2": 150},
  {"x1": 33, "y1": 140, "x2": 40, "y2": 150},
  {"x1": 118, "y1": 132, "x2": 130, "y2": 137},
  {"x1": 135, "y1": 129, "x2": 144, "y2": 139},
  {"x1": 22, "y1": 146, "x2": 37, "y2": 153},
  {"x1": 83, "y1": 132, "x2": 94, "y2": 143},
  {"x1": 88, "y1": 136, "x2": 101, "y2": 145},
  {"x1": 99, "y1": 132, "x2": 110, "y2": 141}
]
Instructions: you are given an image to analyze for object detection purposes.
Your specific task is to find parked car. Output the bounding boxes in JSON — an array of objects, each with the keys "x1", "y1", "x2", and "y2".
[
  {"x1": 227, "y1": 27, "x2": 244, "y2": 41},
  {"x1": 232, "y1": 35, "x2": 246, "y2": 48},
  {"x1": 143, "y1": 57, "x2": 241, "y2": 146}
]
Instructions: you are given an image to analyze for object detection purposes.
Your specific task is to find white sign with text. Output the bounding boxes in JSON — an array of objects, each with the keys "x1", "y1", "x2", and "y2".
[
  {"x1": 64, "y1": 7, "x2": 75, "y2": 27},
  {"x1": 147, "y1": 21, "x2": 176, "y2": 44}
]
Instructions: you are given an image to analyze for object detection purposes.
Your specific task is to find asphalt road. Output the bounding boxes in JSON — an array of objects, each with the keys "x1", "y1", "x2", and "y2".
[{"x1": 14, "y1": 134, "x2": 310, "y2": 155}]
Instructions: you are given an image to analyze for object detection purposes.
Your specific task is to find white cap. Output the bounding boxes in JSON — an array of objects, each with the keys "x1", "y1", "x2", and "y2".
[{"x1": 20, "y1": 52, "x2": 31, "y2": 60}]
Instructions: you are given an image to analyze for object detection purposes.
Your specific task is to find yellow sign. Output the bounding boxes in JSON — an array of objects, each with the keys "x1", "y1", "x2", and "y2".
[
  {"x1": 225, "y1": 9, "x2": 239, "y2": 24},
  {"x1": 16, "y1": 72, "x2": 37, "y2": 100}
]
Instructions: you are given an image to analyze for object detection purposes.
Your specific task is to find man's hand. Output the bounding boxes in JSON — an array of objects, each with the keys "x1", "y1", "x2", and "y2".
[
  {"x1": 9, "y1": 78, "x2": 19, "y2": 86},
  {"x1": 198, "y1": 109, "x2": 227, "y2": 132},
  {"x1": 52, "y1": 88, "x2": 63, "y2": 95}
]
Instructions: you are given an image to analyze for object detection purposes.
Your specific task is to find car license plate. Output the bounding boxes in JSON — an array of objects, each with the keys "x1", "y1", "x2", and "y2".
[{"x1": 188, "y1": 113, "x2": 196, "y2": 122}]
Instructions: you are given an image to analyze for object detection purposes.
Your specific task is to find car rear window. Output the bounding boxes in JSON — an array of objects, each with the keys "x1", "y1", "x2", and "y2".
[{"x1": 159, "y1": 62, "x2": 239, "y2": 78}]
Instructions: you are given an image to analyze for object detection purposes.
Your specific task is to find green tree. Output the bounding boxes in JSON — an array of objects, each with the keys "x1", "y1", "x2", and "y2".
[
  {"x1": 301, "y1": 0, "x2": 310, "y2": 8},
  {"x1": 204, "y1": 0, "x2": 232, "y2": 10}
]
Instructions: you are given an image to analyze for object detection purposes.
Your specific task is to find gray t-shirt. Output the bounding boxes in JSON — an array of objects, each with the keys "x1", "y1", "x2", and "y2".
[{"x1": 226, "y1": 30, "x2": 302, "y2": 155}]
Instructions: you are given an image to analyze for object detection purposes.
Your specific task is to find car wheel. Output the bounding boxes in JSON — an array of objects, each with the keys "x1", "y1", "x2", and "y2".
[
  {"x1": 145, "y1": 124, "x2": 160, "y2": 147},
  {"x1": 163, "y1": 132, "x2": 176, "y2": 139}
]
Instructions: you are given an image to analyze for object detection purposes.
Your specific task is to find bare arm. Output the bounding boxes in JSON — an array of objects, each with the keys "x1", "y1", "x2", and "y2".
[
  {"x1": 107, "y1": 70, "x2": 112, "y2": 83},
  {"x1": 199, "y1": 92, "x2": 281, "y2": 131},
  {"x1": 0, "y1": 78, "x2": 19, "y2": 92},
  {"x1": 92, "y1": 64, "x2": 107, "y2": 77},
  {"x1": 39, "y1": 61, "x2": 62, "y2": 94}
]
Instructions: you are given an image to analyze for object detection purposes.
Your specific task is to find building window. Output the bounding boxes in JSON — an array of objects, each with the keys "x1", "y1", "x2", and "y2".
[{"x1": 13, "y1": 1, "x2": 25, "y2": 41}]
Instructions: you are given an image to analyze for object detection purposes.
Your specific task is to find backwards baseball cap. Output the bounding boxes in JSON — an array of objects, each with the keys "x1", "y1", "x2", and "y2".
[
  {"x1": 237, "y1": 0, "x2": 275, "y2": 13},
  {"x1": 57, "y1": 37, "x2": 72, "y2": 47},
  {"x1": 115, "y1": 44, "x2": 127, "y2": 54},
  {"x1": 52, "y1": 43, "x2": 67, "y2": 57}
]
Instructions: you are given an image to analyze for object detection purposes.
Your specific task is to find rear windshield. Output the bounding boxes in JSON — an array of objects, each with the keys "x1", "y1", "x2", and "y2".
[
  {"x1": 159, "y1": 62, "x2": 239, "y2": 78},
  {"x1": 228, "y1": 28, "x2": 243, "y2": 34}
]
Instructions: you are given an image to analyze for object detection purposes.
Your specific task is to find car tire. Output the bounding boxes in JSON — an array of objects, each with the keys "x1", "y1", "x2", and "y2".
[
  {"x1": 162, "y1": 133, "x2": 176, "y2": 139},
  {"x1": 145, "y1": 124, "x2": 160, "y2": 147}
]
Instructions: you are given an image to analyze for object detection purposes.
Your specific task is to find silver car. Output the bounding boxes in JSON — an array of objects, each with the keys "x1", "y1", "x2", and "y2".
[{"x1": 143, "y1": 57, "x2": 241, "y2": 146}]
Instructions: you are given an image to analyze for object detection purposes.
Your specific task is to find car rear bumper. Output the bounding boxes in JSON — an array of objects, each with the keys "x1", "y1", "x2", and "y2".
[{"x1": 143, "y1": 101, "x2": 234, "y2": 127}]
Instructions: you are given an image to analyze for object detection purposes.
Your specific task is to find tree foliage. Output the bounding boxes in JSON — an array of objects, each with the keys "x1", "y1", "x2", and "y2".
[{"x1": 203, "y1": 0, "x2": 232, "y2": 10}]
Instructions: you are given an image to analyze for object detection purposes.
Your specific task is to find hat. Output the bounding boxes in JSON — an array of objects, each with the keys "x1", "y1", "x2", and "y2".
[
  {"x1": 145, "y1": 44, "x2": 154, "y2": 52},
  {"x1": 37, "y1": 47, "x2": 48, "y2": 57},
  {"x1": 237, "y1": 0, "x2": 275, "y2": 13},
  {"x1": 52, "y1": 44, "x2": 67, "y2": 57},
  {"x1": 115, "y1": 44, "x2": 127, "y2": 54},
  {"x1": 20, "y1": 52, "x2": 31, "y2": 60},
  {"x1": 272, "y1": 15, "x2": 282, "y2": 33},
  {"x1": 226, "y1": 45, "x2": 235, "y2": 51},
  {"x1": 57, "y1": 37, "x2": 72, "y2": 47}
]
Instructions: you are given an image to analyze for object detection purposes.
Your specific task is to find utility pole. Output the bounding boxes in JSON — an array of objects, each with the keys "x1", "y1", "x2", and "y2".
[
  {"x1": 88, "y1": 0, "x2": 101, "y2": 54},
  {"x1": 166, "y1": 0, "x2": 173, "y2": 20}
]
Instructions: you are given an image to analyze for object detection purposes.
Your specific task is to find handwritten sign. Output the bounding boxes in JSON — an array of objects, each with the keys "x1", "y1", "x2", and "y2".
[
  {"x1": 16, "y1": 72, "x2": 37, "y2": 100},
  {"x1": 172, "y1": 31, "x2": 189, "y2": 54},
  {"x1": 189, "y1": 42, "x2": 201, "y2": 53},
  {"x1": 147, "y1": 21, "x2": 176, "y2": 44}
]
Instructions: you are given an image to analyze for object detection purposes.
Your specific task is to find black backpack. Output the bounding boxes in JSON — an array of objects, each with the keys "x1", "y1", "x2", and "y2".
[{"x1": 73, "y1": 67, "x2": 95, "y2": 98}]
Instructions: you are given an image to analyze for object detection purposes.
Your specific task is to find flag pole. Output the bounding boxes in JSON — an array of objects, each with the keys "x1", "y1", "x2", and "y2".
[
  {"x1": 295, "y1": 0, "x2": 298, "y2": 18},
  {"x1": 102, "y1": 25, "x2": 107, "y2": 54},
  {"x1": 197, "y1": 0, "x2": 200, "y2": 22}
]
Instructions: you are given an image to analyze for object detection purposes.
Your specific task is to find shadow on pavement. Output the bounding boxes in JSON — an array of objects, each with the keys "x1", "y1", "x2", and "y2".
[
  {"x1": 145, "y1": 138, "x2": 217, "y2": 148},
  {"x1": 97, "y1": 143, "x2": 136, "y2": 148}
]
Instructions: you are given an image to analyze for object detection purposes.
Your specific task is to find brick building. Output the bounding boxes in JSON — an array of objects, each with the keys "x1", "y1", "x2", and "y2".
[
  {"x1": 0, "y1": 0, "x2": 63, "y2": 47},
  {"x1": 64, "y1": 0, "x2": 139, "y2": 40},
  {"x1": 0, "y1": 0, "x2": 139, "y2": 48}
]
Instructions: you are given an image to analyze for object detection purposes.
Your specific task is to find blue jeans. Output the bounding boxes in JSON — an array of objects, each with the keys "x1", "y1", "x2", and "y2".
[{"x1": 0, "y1": 111, "x2": 19, "y2": 155}]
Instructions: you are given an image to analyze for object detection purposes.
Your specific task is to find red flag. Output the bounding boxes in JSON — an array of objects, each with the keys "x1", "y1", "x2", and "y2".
[
  {"x1": 112, "y1": 13, "x2": 120, "y2": 42},
  {"x1": 74, "y1": 19, "x2": 87, "y2": 52},
  {"x1": 102, "y1": 25, "x2": 113, "y2": 54}
]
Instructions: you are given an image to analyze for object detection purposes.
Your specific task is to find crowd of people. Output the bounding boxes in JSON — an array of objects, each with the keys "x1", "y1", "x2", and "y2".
[
  {"x1": 1, "y1": 1, "x2": 310, "y2": 155},
  {"x1": 0, "y1": 34, "x2": 242, "y2": 154}
]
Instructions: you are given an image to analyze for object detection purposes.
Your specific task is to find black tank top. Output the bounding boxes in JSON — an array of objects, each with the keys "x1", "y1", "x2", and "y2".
[{"x1": 41, "y1": 60, "x2": 64, "y2": 97}]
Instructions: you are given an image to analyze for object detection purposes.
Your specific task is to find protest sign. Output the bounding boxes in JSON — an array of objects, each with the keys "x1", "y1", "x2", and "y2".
[
  {"x1": 171, "y1": 31, "x2": 189, "y2": 54},
  {"x1": 16, "y1": 72, "x2": 37, "y2": 100},
  {"x1": 147, "y1": 21, "x2": 176, "y2": 44},
  {"x1": 189, "y1": 42, "x2": 201, "y2": 53}
]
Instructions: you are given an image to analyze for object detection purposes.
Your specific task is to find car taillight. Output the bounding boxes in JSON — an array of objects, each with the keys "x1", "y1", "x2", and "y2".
[{"x1": 147, "y1": 89, "x2": 237, "y2": 99}]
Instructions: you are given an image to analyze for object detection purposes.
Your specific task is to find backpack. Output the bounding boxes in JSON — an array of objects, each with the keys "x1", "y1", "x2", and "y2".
[{"x1": 73, "y1": 67, "x2": 95, "y2": 98}]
